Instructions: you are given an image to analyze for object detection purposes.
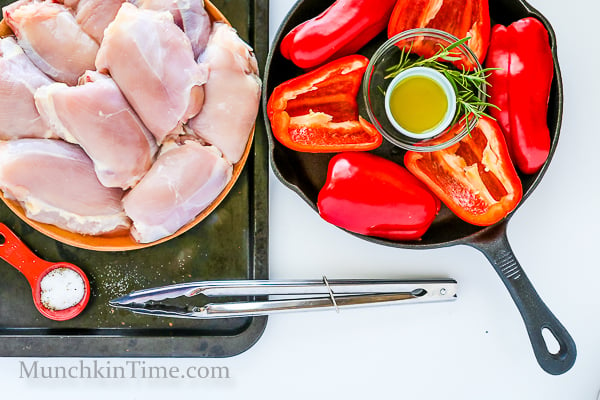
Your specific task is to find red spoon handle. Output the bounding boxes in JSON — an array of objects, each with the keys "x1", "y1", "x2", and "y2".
[{"x1": 0, "y1": 223, "x2": 53, "y2": 285}]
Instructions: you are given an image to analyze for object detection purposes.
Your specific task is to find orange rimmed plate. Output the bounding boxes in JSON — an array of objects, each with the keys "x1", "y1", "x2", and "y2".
[{"x1": 0, "y1": 0, "x2": 255, "y2": 251}]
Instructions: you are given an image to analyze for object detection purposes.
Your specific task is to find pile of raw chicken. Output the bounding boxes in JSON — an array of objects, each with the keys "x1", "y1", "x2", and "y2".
[{"x1": 0, "y1": 0, "x2": 261, "y2": 243}]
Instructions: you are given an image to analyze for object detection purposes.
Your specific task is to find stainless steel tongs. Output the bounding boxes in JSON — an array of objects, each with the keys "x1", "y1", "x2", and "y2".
[{"x1": 109, "y1": 278, "x2": 458, "y2": 319}]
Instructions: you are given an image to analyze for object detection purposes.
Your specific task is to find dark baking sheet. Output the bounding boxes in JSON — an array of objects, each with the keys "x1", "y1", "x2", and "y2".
[{"x1": 0, "y1": 0, "x2": 269, "y2": 357}]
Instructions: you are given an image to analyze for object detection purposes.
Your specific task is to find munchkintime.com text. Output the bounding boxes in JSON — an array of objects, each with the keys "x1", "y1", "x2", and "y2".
[{"x1": 19, "y1": 360, "x2": 231, "y2": 380}]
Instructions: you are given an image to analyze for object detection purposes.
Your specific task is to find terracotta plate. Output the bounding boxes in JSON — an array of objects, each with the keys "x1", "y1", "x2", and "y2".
[{"x1": 0, "y1": 0, "x2": 255, "y2": 251}]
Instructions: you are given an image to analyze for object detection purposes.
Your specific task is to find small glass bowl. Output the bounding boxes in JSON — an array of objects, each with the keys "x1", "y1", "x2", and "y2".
[{"x1": 363, "y1": 28, "x2": 487, "y2": 152}]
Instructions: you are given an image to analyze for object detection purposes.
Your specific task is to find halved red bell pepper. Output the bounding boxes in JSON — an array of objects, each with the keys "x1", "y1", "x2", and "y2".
[
  {"x1": 267, "y1": 55, "x2": 382, "y2": 153},
  {"x1": 404, "y1": 116, "x2": 522, "y2": 226},
  {"x1": 318, "y1": 152, "x2": 440, "y2": 240},
  {"x1": 485, "y1": 17, "x2": 553, "y2": 174},
  {"x1": 387, "y1": 0, "x2": 490, "y2": 70},
  {"x1": 281, "y1": 0, "x2": 397, "y2": 69}
]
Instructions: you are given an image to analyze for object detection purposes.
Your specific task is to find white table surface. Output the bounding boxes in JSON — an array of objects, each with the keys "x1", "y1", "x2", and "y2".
[{"x1": 2, "y1": 0, "x2": 599, "y2": 398}]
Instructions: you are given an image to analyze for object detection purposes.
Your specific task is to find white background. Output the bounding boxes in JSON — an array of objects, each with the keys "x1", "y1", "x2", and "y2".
[{"x1": 1, "y1": 0, "x2": 599, "y2": 398}]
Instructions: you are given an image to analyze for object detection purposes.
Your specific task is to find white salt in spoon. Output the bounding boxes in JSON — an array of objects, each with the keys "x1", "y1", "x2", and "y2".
[{"x1": 0, "y1": 223, "x2": 90, "y2": 321}]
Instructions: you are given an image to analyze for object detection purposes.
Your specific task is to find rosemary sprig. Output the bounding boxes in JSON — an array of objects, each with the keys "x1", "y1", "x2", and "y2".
[{"x1": 384, "y1": 37, "x2": 499, "y2": 132}]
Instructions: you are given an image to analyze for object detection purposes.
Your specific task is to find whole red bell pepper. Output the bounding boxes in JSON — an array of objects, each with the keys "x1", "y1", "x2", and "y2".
[
  {"x1": 317, "y1": 152, "x2": 440, "y2": 241},
  {"x1": 485, "y1": 17, "x2": 553, "y2": 175},
  {"x1": 280, "y1": 0, "x2": 397, "y2": 69},
  {"x1": 267, "y1": 55, "x2": 382, "y2": 153},
  {"x1": 404, "y1": 116, "x2": 522, "y2": 226},
  {"x1": 387, "y1": 0, "x2": 490, "y2": 70}
]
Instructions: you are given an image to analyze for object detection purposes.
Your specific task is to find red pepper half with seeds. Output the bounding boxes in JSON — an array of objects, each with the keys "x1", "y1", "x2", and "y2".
[
  {"x1": 387, "y1": 0, "x2": 490, "y2": 70},
  {"x1": 267, "y1": 55, "x2": 382, "y2": 153},
  {"x1": 281, "y1": 0, "x2": 397, "y2": 69},
  {"x1": 485, "y1": 17, "x2": 553, "y2": 175},
  {"x1": 404, "y1": 116, "x2": 522, "y2": 227},
  {"x1": 317, "y1": 152, "x2": 440, "y2": 241}
]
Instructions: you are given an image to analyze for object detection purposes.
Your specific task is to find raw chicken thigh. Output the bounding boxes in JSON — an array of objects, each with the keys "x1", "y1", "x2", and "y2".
[
  {"x1": 186, "y1": 23, "x2": 261, "y2": 164},
  {"x1": 71, "y1": 0, "x2": 125, "y2": 44},
  {"x1": 123, "y1": 140, "x2": 232, "y2": 243},
  {"x1": 130, "y1": 0, "x2": 211, "y2": 59},
  {"x1": 34, "y1": 71, "x2": 158, "y2": 189},
  {"x1": 96, "y1": 3, "x2": 208, "y2": 143},
  {"x1": 0, "y1": 139, "x2": 130, "y2": 236},
  {"x1": 0, "y1": 37, "x2": 55, "y2": 140},
  {"x1": 3, "y1": 0, "x2": 99, "y2": 85}
]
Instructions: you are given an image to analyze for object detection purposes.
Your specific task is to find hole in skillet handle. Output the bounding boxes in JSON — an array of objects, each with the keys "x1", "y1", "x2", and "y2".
[{"x1": 541, "y1": 326, "x2": 561, "y2": 355}]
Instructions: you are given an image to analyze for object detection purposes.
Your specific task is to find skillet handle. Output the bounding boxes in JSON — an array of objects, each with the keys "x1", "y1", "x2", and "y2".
[{"x1": 467, "y1": 221, "x2": 576, "y2": 375}]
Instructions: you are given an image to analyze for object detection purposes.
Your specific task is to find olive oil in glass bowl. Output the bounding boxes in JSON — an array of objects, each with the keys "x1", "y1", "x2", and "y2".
[
  {"x1": 363, "y1": 28, "x2": 487, "y2": 152},
  {"x1": 384, "y1": 66, "x2": 456, "y2": 139}
]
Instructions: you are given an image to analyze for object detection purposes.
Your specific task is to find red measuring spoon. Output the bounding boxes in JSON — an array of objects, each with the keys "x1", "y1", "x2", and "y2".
[{"x1": 0, "y1": 223, "x2": 90, "y2": 321}]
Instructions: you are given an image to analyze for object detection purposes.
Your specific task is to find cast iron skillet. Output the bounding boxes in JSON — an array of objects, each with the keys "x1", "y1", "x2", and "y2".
[{"x1": 263, "y1": 0, "x2": 575, "y2": 375}]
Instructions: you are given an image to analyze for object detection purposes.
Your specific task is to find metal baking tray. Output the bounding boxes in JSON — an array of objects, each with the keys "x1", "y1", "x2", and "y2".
[{"x1": 0, "y1": 0, "x2": 269, "y2": 357}]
